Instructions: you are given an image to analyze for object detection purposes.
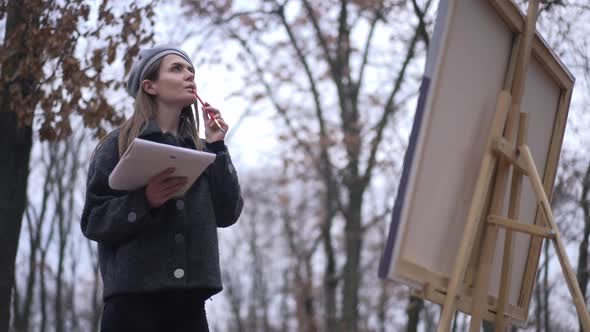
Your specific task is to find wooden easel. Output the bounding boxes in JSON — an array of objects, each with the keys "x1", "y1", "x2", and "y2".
[{"x1": 436, "y1": 0, "x2": 590, "y2": 331}]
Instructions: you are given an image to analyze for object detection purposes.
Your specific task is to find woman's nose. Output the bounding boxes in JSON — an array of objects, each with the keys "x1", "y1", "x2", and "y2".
[{"x1": 185, "y1": 71, "x2": 194, "y2": 81}]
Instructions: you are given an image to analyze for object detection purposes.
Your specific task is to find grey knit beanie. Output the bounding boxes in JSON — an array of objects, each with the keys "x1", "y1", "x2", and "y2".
[{"x1": 126, "y1": 45, "x2": 194, "y2": 98}]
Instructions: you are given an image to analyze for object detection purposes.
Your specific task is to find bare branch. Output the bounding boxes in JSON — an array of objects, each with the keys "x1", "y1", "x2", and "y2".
[
  {"x1": 274, "y1": 7, "x2": 345, "y2": 214},
  {"x1": 362, "y1": 17, "x2": 423, "y2": 188},
  {"x1": 226, "y1": 28, "x2": 315, "y2": 157},
  {"x1": 300, "y1": 0, "x2": 337, "y2": 73},
  {"x1": 276, "y1": 6, "x2": 329, "y2": 142},
  {"x1": 411, "y1": 0, "x2": 433, "y2": 48},
  {"x1": 361, "y1": 207, "x2": 393, "y2": 233},
  {"x1": 337, "y1": 0, "x2": 351, "y2": 83},
  {"x1": 354, "y1": 9, "x2": 382, "y2": 100},
  {"x1": 213, "y1": 9, "x2": 275, "y2": 25}
]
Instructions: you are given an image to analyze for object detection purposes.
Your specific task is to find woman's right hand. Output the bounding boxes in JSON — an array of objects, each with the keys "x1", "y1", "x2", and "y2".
[{"x1": 145, "y1": 167, "x2": 188, "y2": 208}]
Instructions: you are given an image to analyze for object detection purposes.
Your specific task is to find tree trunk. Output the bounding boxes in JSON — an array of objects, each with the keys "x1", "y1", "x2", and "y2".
[
  {"x1": 54, "y1": 143, "x2": 68, "y2": 332},
  {"x1": 577, "y1": 163, "x2": 590, "y2": 332},
  {"x1": 341, "y1": 189, "x2": 364, "y2": 332},
  {"x1": 11, "y1": 277, "x2": 20, "y2": 332},
  {"x1": 280, "y1": 270, "x2": 290, "y2": 332},
  {"x1": 535, "y1": 266, "x2": 542, "y2": 332},
  {"x1": 39, "y1": 214, "x2": 57, "y2": 332},
  {"x1": 321, "y1": 206, "x2": 338, "y2": 331},
  {"x1": 0, "y1": 1, "x2": 36, "y2": 330},
  {"x1": 405, "y1": 295, "x2": 423, "y2": 332},
  {"x1": 451, "y1": 311, "x2": 459, "y2": 332},
  {"x1": 543, "y1": 241, "x2": 551, "y2": 332},
  {"x1": 377, "y1": 281, "x2": 388, "y2": 332},
  {"x1": 0, "y1": 79, "x2": 33, "y2": 332},
  {"x1": 39, "y1": 250, "x2": 48, "y2": 332},
  {"x1": 223, "y1": 267, "x2": 245, "y2": 332},
  {"x1": 87, "y1": 239, "x2": 101, "y2": 332},
  {"x1": 12, "y1": 210, "x2": 42, "y2": 332},
  {"x1": 482, "y1": 321, "x2": 494, "y2": 332}
]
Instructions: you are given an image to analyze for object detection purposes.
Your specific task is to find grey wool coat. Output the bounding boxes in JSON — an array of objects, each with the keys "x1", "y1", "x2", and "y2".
[{"x1": 81, "y1": 120, "x2": 243, "y2": 301}]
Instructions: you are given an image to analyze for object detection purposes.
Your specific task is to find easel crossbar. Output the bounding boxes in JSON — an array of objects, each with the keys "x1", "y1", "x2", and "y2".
[{"x1": 487, "y1": 215, "x2": 555, "y2": 238}]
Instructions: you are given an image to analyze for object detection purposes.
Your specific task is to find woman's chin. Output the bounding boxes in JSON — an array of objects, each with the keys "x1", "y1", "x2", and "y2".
[
  {"x1": 157, "y1": 94, "x2": 196, "y2": 109},
  {"x1": 172, "y1": 97, "x2": 197, "y2": 107}
]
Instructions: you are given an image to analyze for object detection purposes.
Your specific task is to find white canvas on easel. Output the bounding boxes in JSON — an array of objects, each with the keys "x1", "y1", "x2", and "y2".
[{"x1": 379, "y1": 0, "x2": 575, "y2": 324}]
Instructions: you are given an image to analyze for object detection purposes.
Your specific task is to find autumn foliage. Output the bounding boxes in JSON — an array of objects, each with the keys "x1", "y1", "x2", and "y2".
[{"x1": 0, "y1": 0, "x2": 156, "y2": 140}]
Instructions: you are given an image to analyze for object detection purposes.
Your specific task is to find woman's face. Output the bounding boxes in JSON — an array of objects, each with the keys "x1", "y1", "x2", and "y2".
[{"x1": 148, "y1": 54, "x2": 196, "y2": 106}]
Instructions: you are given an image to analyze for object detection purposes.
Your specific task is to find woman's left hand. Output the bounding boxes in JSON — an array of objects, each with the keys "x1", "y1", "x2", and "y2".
[{"x1": 202, "y1": 103, "x2": 228, "y2": 143}]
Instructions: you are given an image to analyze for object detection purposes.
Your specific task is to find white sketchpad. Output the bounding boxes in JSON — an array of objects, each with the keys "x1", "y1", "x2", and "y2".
[{"x1": 108, "y1": 138, "x2": 216, "y2": 197}]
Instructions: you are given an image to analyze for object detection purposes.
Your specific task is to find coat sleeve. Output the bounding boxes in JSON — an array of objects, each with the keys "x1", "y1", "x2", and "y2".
[
  {"x1": 80, "y1": 134, "x2": 160, "y2": 246},
  {"x1": 205, "y1": 141, "x2": 244, "y2": 227}
]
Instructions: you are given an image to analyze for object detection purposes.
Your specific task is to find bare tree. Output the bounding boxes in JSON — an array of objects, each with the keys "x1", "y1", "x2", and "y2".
[
  {"x1": 11, "y1": 142, "x2": 56, "y2": 331},
  {"x1": 11, "y1": 125, "x2": 96, "y2": 332},
  {"x1": 50, "y1": 130, "x2": 86, "y2": 332},
  {"x1": 0, "y1": 1, "x2": 156, "y2": 329},
  {"x1": 85, "y1": 237, "x2": 103, "y2": 332},
  {"x1": 177, "y1": 0, "x2": 434, "y2": 329},
  {"x1": 278, "y1": 171, "x2": 322, "y2": 332}
]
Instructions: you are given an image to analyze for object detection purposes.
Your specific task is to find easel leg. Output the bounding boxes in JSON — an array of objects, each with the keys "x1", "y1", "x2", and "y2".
[
  {"x1": 520, "y1": 146, "x2": 590, "y2": 331},
  {"x1": 436, "y1": 91, "x2": 512, "y2": 332},
  {"x1": 494, "y1": 112, "x2": 528, "y2": 330},
  {"x1": 468, "y1": 130, "x2": 513, "y2": 331},
  {"x1": 470, "y1": 0, "x2": 540, "y2": 328},
  {"x1": 469, "y1": 99, "x2": 521, "y2": 331}
]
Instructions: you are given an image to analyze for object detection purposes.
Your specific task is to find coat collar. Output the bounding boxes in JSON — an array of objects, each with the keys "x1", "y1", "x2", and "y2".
[
  {"x1": 138, "y1": 119, "x2": 163, "y2": 139},
  {"x1": 138, "y1": 119, "x2": 196, "y2": 149}
]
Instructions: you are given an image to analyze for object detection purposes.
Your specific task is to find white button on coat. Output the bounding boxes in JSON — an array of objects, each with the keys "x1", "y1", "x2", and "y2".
[
  {"x1": 174, "y1": 268, "x2": 185, "y2": 279},
  {"x1": 176, "y1": 200, "x2": 185, "y2": 210},
  {"x1": 174, "y1": 233, "x2": 184, "y2": 243},
  {"x1": 127, "y1": 212, "x2": 137, "y2": 223}
]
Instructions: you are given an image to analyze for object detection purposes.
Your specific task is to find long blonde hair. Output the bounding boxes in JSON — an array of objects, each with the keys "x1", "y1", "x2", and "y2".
[{"x1": 93, "y1": 57, "x2": 204, "y2": 162}]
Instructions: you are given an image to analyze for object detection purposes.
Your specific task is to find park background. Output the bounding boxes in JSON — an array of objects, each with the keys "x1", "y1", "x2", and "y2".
[{"x1": 2, "y1": 0, "x2": 590, "y2": 331}]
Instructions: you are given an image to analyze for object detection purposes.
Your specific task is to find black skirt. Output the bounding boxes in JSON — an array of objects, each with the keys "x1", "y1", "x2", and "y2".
[{"x1": 100, "y1": 289, "x2": 209, "y2": 332}]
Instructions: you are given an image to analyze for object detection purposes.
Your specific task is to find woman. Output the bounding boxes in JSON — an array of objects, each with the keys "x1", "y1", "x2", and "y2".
[{"x1": 81, "y1": 45, "x2": 243, "y2": 331}]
